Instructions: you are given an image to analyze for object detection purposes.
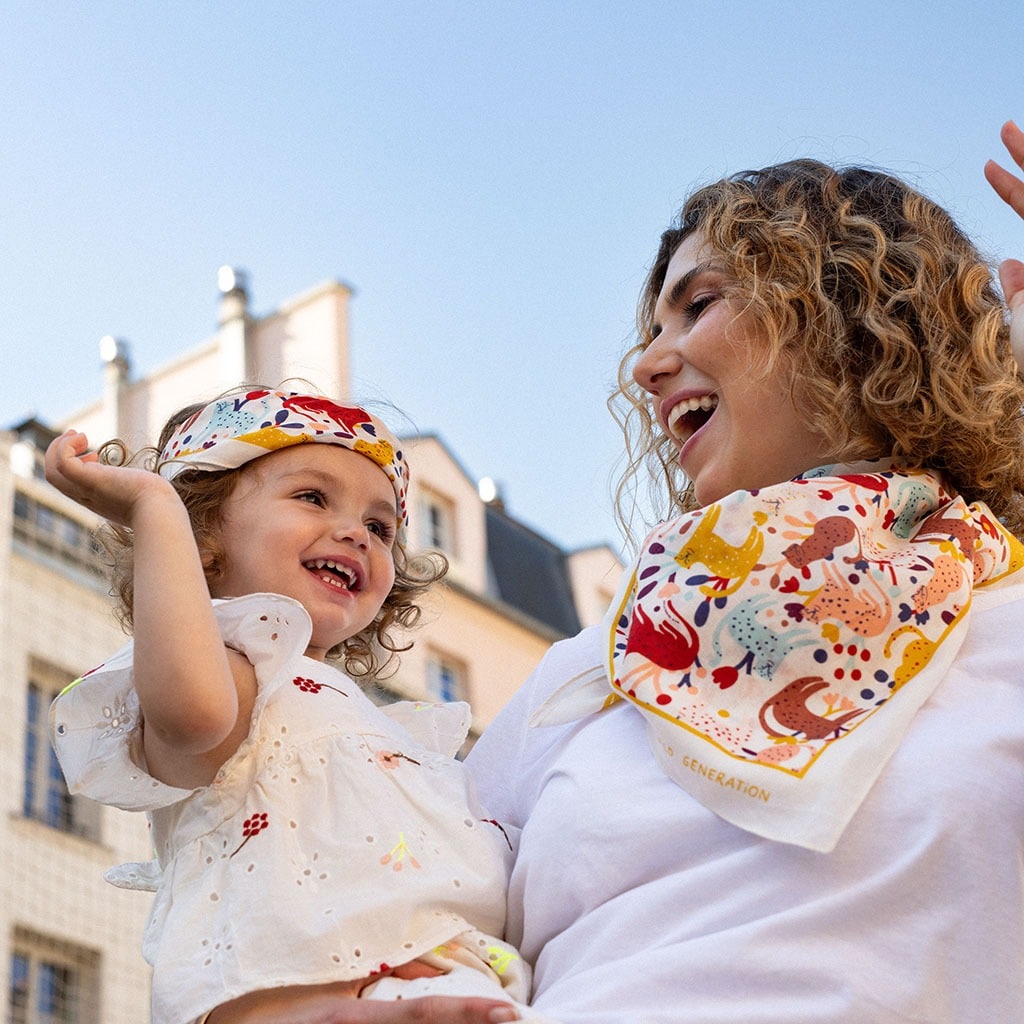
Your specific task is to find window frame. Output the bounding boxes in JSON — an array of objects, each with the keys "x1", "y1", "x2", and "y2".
[
  {"x1": 22, "y1": 662, "x2": 101, "y2": 841},
  {"x1": 426, "y1": 651, "x2": 468, "y2": 704},
  {"x1": 417, "y1": 488, "x2": 457, "y2": 556},
  {"x1": 12, "y1": 489, "x2": 106, "y2": 581},
  {"x1": 8, "y1": 928, "x2": 100, "y2": 1024}
]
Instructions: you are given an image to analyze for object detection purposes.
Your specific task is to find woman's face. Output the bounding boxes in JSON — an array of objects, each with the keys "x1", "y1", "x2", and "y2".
[{"x1": 633, "y1": 232, "x2": 832, "y2": 506}]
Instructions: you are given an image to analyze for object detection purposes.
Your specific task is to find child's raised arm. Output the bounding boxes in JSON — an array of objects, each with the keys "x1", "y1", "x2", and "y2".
[{"x1": 45, "y1": 430, "x2": 252, "y2": 788}]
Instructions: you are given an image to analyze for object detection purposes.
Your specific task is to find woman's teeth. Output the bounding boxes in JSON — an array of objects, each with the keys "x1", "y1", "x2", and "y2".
[{"x1": 666, "y1": 395, "x2": 718, "y2": 440}]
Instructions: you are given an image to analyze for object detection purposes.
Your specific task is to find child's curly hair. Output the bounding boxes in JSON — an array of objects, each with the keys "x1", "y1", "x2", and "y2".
[
  {"x1": 612, "y1": 158, "x2": 1024, "y2": 541},
  {"x1": 97, "y1": 395, "x2": 447, "y2": 680}
]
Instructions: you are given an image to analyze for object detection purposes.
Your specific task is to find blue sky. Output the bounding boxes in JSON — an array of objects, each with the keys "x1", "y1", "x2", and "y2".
[{"x1": 3, "y1": 1, "x2": 1022, "y2": 552}]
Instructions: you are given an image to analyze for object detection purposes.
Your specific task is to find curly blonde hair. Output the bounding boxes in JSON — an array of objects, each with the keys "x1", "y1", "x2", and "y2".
[
  {"x1": 98, "y1": 395, "x2": 447, "y2": 680},
  {"x1": 612, "y1": 158, "x2": 1024, "y2": 541}
]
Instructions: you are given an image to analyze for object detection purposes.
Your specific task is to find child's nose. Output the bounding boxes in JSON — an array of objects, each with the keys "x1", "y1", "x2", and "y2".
[{"x1": 331, "y1": 518, "x2": 370, "y2": 548}]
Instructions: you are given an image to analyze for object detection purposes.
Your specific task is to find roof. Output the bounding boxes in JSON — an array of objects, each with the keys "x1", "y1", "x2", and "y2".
[
  {"x1": 9, "y1": 417, "x2": 61, "y2": 447},
  {"x1": 484, "y1": 503, "x2": 582, "y2": 638}
]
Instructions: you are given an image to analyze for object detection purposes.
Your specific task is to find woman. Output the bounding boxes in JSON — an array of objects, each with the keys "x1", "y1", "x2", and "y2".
[{"x1": 209, "y1": 121, "x2": 1024, "y2": 1023}]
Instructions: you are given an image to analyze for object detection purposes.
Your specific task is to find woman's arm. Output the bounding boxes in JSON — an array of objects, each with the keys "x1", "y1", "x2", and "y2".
[
  {"x1": 203, "y1": 982, "x2": 519, "y2": 1024},
  {"x1": 984, "y1": 118, "x2": 1024, "y2": 367},
  {"x1": 45, "y1": 431, "x2": 247, "y2": 788}
]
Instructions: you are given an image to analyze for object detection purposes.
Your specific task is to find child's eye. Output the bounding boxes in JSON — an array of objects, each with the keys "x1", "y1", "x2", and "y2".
[
  {"x1": 367, "y1": 519, "x2": 397, "y2": 544},
  {"x1": 297, "y1": 490, "x2": 327, "y2": 507}
]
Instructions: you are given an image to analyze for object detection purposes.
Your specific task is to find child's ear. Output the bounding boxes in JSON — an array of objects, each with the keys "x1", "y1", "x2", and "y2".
[{"x1": 197, "y1": 532, "x2": 224, "y2": 582}]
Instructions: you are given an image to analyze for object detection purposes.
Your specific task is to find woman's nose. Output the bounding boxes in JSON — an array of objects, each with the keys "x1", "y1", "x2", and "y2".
[{"x1": 633, "y1": 333, "x2": 681, "y2": 393}]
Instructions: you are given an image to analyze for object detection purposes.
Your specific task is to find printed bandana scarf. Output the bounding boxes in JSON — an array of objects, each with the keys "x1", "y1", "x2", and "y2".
[
  {"x1": 157, "y1": 389, "x2": 409, "y2": 537},
  {"x1": 535, "y1": 463, "x2": 1024, "y2": 851}
]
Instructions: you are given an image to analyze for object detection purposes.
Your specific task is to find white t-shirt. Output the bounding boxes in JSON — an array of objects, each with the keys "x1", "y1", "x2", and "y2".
[{"x1": 467, "y1": 582, "x2": 1024, "y2": 1024}]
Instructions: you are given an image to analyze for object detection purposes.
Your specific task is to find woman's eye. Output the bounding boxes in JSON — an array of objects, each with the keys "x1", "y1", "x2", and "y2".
[{"x1": 683, "y1": 293, "x2": 717, "y2": 321}]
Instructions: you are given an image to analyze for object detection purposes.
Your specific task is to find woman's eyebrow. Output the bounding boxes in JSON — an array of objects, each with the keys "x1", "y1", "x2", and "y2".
[{"x1": 663, "y1": 260, "x2": 719, "y2": 310}]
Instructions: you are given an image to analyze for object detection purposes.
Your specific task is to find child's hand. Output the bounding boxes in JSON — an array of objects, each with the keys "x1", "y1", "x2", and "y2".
[
  {"x1": 44, "y1": 429, "x2": 176, "y2": 526},
  {"x1": 984, "y1": 119, "x2": 1024, "y2": 370}
]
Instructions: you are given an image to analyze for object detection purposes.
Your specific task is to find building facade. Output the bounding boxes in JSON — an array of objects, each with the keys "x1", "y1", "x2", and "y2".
[{"x1": 1, "y1": 271, "x2": 623, "y2": 1021}]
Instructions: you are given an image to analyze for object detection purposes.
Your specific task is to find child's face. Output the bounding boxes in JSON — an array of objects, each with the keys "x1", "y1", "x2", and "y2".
[{"x1": 210, "y1": 444, "x2": 398, "y2": 660}]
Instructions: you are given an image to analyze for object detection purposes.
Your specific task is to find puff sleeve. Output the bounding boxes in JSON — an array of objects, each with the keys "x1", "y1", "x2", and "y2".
[{"x1": 48, "y1": 593, "x2": 313, "y2": 812}]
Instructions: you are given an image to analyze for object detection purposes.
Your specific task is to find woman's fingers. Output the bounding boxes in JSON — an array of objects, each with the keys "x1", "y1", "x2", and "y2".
[
  {"x1": 985, "y1": 122, "x2": 1024, "y2": 370},
  {"x1": 985, "y1": 121, "x2": 1024, "y2": 217},
  {"x1": 1000, "y1": 119, "x2": 1024, "y2": 169},
  {"x1": 205, "y1": 984, "x2": 520, "y2": 1024}
]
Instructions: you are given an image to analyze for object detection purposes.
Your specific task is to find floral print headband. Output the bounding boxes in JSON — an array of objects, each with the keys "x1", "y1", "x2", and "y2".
[{"x1": 157, "y1": 389, "x2": 409, "y2": 536}]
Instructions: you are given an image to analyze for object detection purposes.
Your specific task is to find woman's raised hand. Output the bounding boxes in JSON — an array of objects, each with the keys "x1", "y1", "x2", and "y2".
[{"x1": 984, "y1": 119, "x2": 1024, "y2": 369}]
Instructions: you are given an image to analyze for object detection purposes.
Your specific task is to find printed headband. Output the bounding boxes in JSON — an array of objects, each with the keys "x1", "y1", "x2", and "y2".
[{"x1": 157, "y1": 389, "x2": 409, "y2": 535}]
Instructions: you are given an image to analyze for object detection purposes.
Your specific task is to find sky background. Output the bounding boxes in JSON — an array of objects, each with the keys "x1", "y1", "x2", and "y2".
[{"x1": 3, "y1": 1, "x2": 1023, "y2": 554}]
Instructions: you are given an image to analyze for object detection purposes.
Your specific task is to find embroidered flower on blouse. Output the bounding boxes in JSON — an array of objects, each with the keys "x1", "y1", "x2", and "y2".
[
  {"x1": 230, "y1": 812, "x2": 270, "y2": 857},
  {"x1": 487, "y1": 945, "x2": 520, "y2": 975},
  {"x1": 100, "y1": 698, "x2": 135, "y2": 736},
  {"x1": 292, "y1": 675, "x2": 349, "y2": 697},
  {"x1": 374, "y1": 750, "x2": 421, "y2": 770},
  {"x1": 380, "y1": 832, "x2": 421, "y2": 871}
]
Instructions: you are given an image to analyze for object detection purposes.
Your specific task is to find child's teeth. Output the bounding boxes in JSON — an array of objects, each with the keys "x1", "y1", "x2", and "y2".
[{"x1": 308, "y1": 560, "x2": 355, "y2": 589}]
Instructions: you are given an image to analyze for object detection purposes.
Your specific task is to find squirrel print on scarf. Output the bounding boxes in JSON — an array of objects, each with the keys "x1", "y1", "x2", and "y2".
[
  {"x1": 883, "y1": 625, "x2": 942, "y2": 690},
  {"x1": 911, "y1": 554, "x2": 966, "y2": 614},
  {"x1": 710, "y1": 594, "x2": 817, "y2": 682},
  {"x1": 915, "y1": 508, "x2": 984, "y2": 582},
  {"x1": 675, "y1": 504, "x2": 765, "y2": 596},
  {"x1": 758, "y1": 676, "x2": 866, "y2": 741},
  {"x1": 782, "y1": 515, "x2": 865, "y2": 568},
  {"x1": 801, "y1": 561, "x2": 893, "y2": 637}
]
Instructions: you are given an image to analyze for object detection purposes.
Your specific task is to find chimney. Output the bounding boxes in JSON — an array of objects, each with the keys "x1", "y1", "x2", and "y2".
[
  {"x1": 216, "y1": 265, "x2": 251, "y2": 386},
  {"x1": 478, "y1": 476, "x2": 506, "y2": 512},
  {"x1": 99, "y1": 334, "x2": 131, "y2": 440}
]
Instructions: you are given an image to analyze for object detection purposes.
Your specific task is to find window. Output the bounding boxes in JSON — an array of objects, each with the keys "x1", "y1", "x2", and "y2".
[
  {"x1": 417, "y1": 489, "x2": 456, "y2": 556},
  {"x1": 12, "y1": 490, "x2": 106, "y2": 581},
  {"x1": 427, "y1": 652, "x2": 467, "y2": 704},
  {"x1": 8, "y1": 929, "x2": 100, "y2": 1024},
  {"x1": 23, "y1": 662, "x2": 100, "y2": 840}
]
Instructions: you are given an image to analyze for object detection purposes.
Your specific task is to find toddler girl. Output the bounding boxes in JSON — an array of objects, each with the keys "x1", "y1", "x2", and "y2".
[{"x1": 46, "y1": 387, "x2": 542, "y2": 1024}]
